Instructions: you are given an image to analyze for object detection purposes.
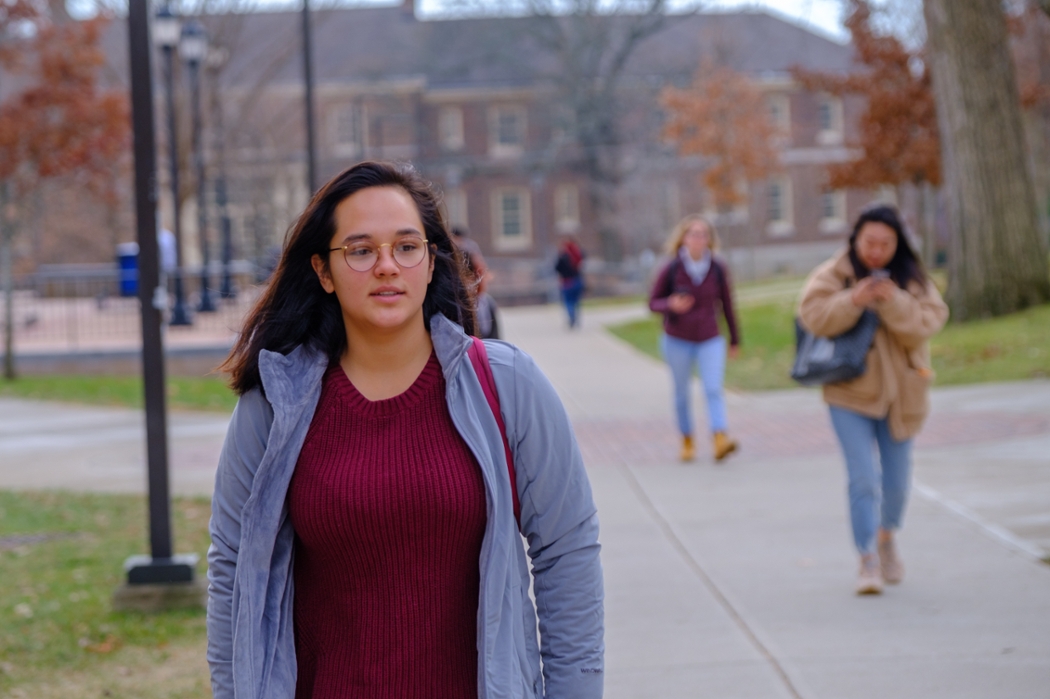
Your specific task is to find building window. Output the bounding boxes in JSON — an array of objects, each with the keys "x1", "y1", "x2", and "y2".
[
  {"x1": 819, "y1": 189, "x2": 848, "y2": 233},
  {"x1": 488, "y1": 105, "x2": 526, "y2": 157},
  {"x1": 703, "y1": 179, "x2": 750, "y2": 225},
  {"x1": 491, "y1": 188, "x2": 532, "y2": 251},
  {"x1": 766, "y1": 177, "x2": 794, "y2": 237},
  {"x1": 439, "y1": 106, "x2": 464, "y2": 151},
  {"x1": 767, "y1": 93, "x2": 791, "y2": 137},
  {"x1": 445, "y1": 188, "x2": 468, "y2": 229},
  {"x1": 554, "y1": 184, "x2": 580, "y2": 233},
  {"x1": 330, "y1": 104, "x2": 359, "y2": 157},
  {"x1": 817, "y1": 95, "x2": 844, "y2": 145}
]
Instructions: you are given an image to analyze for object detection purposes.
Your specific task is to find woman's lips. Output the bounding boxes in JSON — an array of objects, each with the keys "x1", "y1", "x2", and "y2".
[{"x1": 371, "y1": 287, "x2": 404, "y2": 299}]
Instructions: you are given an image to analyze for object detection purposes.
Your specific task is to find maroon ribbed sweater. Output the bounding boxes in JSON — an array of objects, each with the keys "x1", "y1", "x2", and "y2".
[{"x1": 289, "y1": 354, "x2": 487, "y2": 699}]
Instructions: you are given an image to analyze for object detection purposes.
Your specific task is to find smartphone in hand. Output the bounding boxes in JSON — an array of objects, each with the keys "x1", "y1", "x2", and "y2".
[{"x1": 871, "y1": 269, "x2": 890, "y2": 280}]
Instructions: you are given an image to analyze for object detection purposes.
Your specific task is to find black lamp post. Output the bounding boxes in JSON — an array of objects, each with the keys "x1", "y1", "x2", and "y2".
[
  {"x1": 207, "y1": 46, "x2": 236, "y2": 300},
  {"x1": 115, "y1": 0, "x2": 200, "y2": 609},
  {"x1": 302, "y1": 0, "x2": 317, "y2": 194},
  {"x1": 181, "y1": 20, "x2": 215, "y2": 313},
  {"x1": 155, "y1": 5, "x2": 192, "y2": 326}
]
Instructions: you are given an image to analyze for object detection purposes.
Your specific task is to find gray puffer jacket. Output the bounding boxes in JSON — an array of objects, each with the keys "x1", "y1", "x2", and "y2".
[{"x1": 206, "y1": 314, "x2": 604, "y2": 699}]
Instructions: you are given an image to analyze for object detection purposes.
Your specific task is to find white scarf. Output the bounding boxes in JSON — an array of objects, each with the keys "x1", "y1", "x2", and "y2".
[{"x1": 679, "y1": 247, "x2": 711, "y2": 285}]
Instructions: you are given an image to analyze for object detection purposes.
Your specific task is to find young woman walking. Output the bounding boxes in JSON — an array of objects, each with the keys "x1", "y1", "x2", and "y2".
[
  {"x1": 799, "y1": 204, "x2": 948, "y2": 595},
  {"x1": 649, "y1": 214, "x2": 740, "y2": 463},
  {"x1": 206, "y1": 161, "x2": 604, "y2": 698}
]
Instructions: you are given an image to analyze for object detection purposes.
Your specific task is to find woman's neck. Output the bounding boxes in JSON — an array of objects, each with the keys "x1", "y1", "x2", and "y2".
[{"x1": 340, "y1": 321, "x2": 434, "y2": 401}]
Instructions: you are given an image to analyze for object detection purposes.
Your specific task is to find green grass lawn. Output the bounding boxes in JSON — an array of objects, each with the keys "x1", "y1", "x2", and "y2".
[
  {"x1": 0, "y1": 491, "x2": 211, "y2": 694},
  {"x1": 609, "y1": 301, "x2": 1050, "y2": 391},
  {"x1": 0, "y1": 375, "x2": 238, "y2": 413}
]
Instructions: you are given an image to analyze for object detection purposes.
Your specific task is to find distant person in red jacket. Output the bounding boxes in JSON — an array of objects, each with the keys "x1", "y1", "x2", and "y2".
[
  {"x1": 649, "y1": 214, "x2": 740, "y2": 463},
  {"x1": 554, "y1": 236, "x2": 586, "y2": 329}
]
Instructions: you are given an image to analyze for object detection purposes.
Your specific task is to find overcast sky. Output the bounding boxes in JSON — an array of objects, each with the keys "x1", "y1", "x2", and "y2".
[{"x1": 409, "y1": 1, "x2": 847, "y2": 41}]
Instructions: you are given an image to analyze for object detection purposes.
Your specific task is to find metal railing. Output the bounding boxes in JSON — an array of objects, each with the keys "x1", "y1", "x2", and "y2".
[{"x1": 2, "y1": 264, "x2": 261, "y2": 354}]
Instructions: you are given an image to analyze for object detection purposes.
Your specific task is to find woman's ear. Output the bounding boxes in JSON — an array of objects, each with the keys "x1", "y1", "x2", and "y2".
[{"x1": 311, "y1": 254, "x2": 335, "y2": 293}]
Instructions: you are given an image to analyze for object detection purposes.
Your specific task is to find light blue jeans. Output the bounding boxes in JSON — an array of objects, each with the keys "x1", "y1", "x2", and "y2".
[
  {"x1": 661, "y1": 334, "x2": 728, "y2": 436},
  {"x1": 829, "y1": 405, "x2": 913, "y2": 554}
]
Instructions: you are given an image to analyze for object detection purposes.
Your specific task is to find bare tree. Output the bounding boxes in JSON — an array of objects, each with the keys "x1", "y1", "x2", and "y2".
[
  {"x1": 923, "y1": 0, "x2": 1050, "y2": 319},
  {"x1": 445, "y1": 0, "x2": 701, "y2": 261}
]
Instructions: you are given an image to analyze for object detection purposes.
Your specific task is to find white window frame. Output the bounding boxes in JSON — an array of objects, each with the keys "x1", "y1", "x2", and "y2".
[
  {"x1": 488, "y1": 104, "x2": 526, "y2": 158},
  {"x1": 766, "y1": 176, "x2": 795, "y2": 237},
  {"x1": 817, "y1": 94, "x2": 844, "y2": 146},
  {"x1": 491, "y1": 187, "x2": 532, "y2": 251},
  {"x1": 438, "y1": 106, "x2": 464, "y2": 151},
  {"x1": 702, "y1": 179, "x2": 750, "y2": 225},
  {"x1": 819, "y1": 189, "x2": 848, "y2": 234},
  {"x1": 554, "y1": 184, "x2": 580, "y2": 233},
  {"x1": 329, "y1": 103, "x2": 360, "y2": 158}
]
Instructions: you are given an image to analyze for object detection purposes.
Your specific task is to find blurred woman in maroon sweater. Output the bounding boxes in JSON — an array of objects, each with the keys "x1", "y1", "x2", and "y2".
[{"x1": 649, "y1": 214, "x2": 740, "y2": 463}]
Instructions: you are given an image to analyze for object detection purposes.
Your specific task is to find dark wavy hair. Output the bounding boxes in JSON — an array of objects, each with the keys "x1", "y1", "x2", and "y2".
[
  {"x1": 222, "y1": 161, "x2": 476, "y2": 395},
  {"x1": 848, "y1": 204, "x2": 927, "y2": 290}
]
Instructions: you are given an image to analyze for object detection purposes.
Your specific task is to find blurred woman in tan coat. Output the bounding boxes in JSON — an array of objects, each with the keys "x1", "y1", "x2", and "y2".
[{"x1": 799, "y1": 204, "x2": 948, "y2": 595}]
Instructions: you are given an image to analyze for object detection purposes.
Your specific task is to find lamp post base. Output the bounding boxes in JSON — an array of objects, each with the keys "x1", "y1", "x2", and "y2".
[
  {"x1": 197, "y1": 286, "x2": 217, "y2": 312},
  {"x1": 113, "y1": 554, "x2": 205, "y2": 612},
  {"x1": 169, "y1": 300, "x2": 193, "y2": 326}
]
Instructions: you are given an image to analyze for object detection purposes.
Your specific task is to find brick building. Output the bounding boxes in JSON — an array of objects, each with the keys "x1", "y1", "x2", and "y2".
[{"x1": 93, "y1": 1, "x2": 872, "y2": 299}]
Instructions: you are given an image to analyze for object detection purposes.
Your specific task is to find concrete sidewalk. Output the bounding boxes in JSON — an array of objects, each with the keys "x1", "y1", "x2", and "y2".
[
  {"x1": 505, "y1": 304, "x2": 1050, "y2": 699},
  {"x1": 2, "y1": 301, "x2": 1048, "y2": 698}
]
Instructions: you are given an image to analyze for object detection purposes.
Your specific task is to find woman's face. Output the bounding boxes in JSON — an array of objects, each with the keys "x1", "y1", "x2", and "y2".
[
  {"x1": 855, "y1": 221, "x2": 898, "y2": 271},
  {"x1": 311, "y1": 186, "x2": 434, "y2": 338},
  {"x1": 681, "y1": 221, "x2": 711, "y2": 260}
]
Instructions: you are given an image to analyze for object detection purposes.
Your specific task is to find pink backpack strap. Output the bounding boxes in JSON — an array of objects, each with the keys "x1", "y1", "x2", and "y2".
[{"x1": 467, "y1": 336, "x2": 521, "y2": 526}]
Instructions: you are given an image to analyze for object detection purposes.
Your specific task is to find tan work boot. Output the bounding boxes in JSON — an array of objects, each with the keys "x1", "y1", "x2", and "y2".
[
  {"x1": 680, "y1": 435, "x2": 696, "y2": 462},
  {"x1": 713, "y1": 431, "x2": 738, "y2": 461}
]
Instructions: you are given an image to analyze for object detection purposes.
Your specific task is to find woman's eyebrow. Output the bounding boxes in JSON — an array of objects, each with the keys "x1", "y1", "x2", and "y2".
[{"x1": 336, "y1": 228, "x2": 423, "y2": 245}]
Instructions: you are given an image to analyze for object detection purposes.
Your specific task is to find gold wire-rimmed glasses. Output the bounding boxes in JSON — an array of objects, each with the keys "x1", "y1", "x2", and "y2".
[{"x1": 329, "y1": 236, "x2": 429, "y2": 272}]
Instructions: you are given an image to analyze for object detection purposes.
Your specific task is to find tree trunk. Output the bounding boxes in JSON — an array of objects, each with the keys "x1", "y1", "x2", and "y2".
[
  {"x1": 918, "y1": 180, "x2": 937, "y2": 268},
  {"x1": 1, "y1": 181, "x2": 15, "y2": 381},
  {"x1": 924, "y1": 0, "x2": 1050, "y2": 319}
]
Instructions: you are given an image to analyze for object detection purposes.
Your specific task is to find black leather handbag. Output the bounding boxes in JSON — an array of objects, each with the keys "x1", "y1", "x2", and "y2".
[{"x1": 790, "y1": 310, "x2": 879, "y2": 386}]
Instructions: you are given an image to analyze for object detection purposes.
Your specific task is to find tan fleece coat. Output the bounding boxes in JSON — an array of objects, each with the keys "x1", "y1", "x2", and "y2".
[{"x1": 798, "y1": 249, "x2": 949, "y2": 441}]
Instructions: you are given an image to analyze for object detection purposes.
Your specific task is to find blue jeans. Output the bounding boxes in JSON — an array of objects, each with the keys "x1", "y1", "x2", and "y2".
[
  {"x1": 661, "y1": 334, "x2": 728, "y2": 435},
  {"x1": 829, "y1": 406, "x2": 913, "y2": 555},
  {"x1": 561, "y1": 277, "x2": 584, "y2": 328}
]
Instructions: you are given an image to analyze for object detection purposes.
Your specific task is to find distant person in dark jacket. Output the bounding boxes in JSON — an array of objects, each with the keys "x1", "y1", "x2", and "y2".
[
  {"x1": 649, "y1": 214, "x2": 740, "y2": 463},
  {"x1": 452, "y1": 227, "x2": 499, "y2": 339},
  {"x1": 554, "y1": 236, "x2": 586, "y2": 328}
]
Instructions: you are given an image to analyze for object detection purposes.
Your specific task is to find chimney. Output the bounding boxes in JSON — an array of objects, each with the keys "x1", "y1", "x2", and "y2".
[{"x1": 402, "y1": 0, "x2": 415, "y2": 19}]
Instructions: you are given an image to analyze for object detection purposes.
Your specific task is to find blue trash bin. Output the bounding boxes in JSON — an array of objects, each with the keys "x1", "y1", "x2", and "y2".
[{"x1": 116, "y1": 242, "x2": 139, "y2": 297}]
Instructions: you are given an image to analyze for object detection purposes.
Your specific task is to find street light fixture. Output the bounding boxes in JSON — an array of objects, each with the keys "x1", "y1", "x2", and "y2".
[
  {"x1": 181, "y1": 19, "x2": 215, "y2": 313},
  {"x1": 154, "y1": 4, "x2": 192, "y2": 326}
]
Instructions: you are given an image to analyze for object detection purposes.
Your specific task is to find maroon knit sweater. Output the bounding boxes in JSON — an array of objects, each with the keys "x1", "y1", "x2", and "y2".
[{"x1": 288, "y1": 354, "x2": 487, "y2": 699}]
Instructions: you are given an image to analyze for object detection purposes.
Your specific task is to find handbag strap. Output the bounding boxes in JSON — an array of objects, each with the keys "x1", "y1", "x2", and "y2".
[{"x1": 467, "y1": 337, "x2": 521, "y2": 526}]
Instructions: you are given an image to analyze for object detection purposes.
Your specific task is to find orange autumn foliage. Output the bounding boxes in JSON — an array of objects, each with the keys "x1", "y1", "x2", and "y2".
[
  {"x1": 793, "y1": 0, "x2": 940, "y2": 190},
  {"x1": 660, "y1": 59, "x2": 779, "y2": 210},
  {"x1": 0, "y1": 15, "x2": 128, "y2": 191}
]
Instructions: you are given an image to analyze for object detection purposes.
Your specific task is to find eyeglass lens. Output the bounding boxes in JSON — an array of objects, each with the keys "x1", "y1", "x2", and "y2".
[{"x1": 343, "y1": 237, "x2": 428, "y2": 272}]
